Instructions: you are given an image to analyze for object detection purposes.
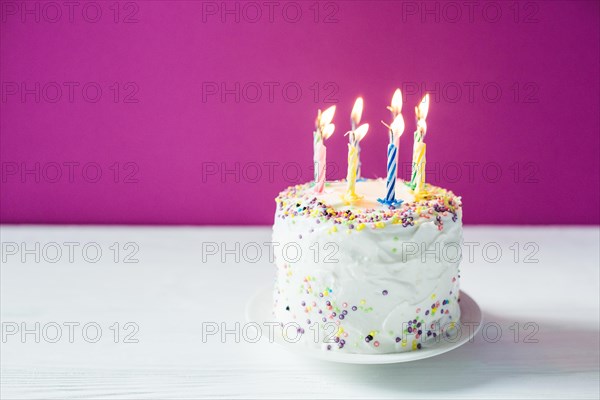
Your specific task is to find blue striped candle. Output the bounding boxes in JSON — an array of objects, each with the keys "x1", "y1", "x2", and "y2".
[
  {"x1": 385, "y1": 143, "x2": 397, "y2": 202},
  {"x1": 378, "y1": 141, "x2": 402, "y2": 207},
  {"x1": 378, "y1": 93, "x2": 405, "y2": 208}
]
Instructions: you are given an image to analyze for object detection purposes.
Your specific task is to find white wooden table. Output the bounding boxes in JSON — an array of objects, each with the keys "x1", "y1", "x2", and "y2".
[{"x1": 1, "y1": 225, "x2": 598, "y2": 399}]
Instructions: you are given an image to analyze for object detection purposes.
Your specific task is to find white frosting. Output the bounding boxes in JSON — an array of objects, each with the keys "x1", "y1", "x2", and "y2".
[{"x1": 272, "y1": 179, "x2": 462, "y2": 354}]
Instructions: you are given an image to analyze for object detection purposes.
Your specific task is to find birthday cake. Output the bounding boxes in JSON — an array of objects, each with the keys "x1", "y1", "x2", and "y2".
[
  {"x1": 271, "y1": 90, "x2": 462, "y2": 354},
  {"x1": 272, "y1": 179, "x2": 463, "y2": 353}
]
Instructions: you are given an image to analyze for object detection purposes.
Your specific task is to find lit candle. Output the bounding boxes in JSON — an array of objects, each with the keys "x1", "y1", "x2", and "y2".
[
  {"x1": 378, "y1": 114, "x2": 405, "y2": 207},
  {"x1": 342, "y1": 122, "x2": 369, "y2": 204},
  {"x1": 351, "y1": 97, "x2": 364, "y2": 180},
  {"x1": 313, "y1": 105, "x2": 336, "y2": 193},
  {"x1": 409, "y1": 94, "x2": 429, "y2": 195}
]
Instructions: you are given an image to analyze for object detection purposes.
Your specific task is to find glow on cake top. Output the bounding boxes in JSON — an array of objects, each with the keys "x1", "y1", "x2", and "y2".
[{"x1": 275, "y1": 178, "x2": 461, "y2": 232}]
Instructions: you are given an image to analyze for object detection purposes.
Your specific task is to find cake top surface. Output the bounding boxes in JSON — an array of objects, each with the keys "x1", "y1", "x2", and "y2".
[{"x1": 275, "y1": 179, "x2": 462, "y2": 230}]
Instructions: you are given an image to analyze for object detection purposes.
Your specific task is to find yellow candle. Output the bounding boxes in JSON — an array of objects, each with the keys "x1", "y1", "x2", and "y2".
[
  {"x1": 413, "y1": 141, "x2": 426, "y2": 194},
  {"x1": 351, "y1": 97, "x2": 364, "y2": 179},
  {"x1": 342, "y1": 123, "x2": 369, "y2": 204},
  {"x1": 346, "y1": 143, "x2": 358, "y2": 194},
  {"x1": 410, "y1": 94, "x2": 429, "y2": 195}
]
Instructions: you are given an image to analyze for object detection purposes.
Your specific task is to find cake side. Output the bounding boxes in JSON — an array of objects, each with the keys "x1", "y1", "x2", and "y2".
[{"x1": 272, "y1": 179, "x2": 463, "y2": 354}]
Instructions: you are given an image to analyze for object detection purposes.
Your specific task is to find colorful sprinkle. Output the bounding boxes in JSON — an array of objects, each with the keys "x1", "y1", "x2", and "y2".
[{"x1": 275, "y1": 180, "x2": 461, "y2": 233}]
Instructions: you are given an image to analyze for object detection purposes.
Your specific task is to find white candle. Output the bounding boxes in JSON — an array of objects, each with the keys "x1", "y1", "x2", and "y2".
[{"x1": 313, "y1": 106, "x2": 336, "y2": 193}]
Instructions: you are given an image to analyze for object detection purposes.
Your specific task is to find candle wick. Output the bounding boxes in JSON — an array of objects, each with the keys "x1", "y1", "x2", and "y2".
[{"x1": 380, "y1": 120, "x2": 393, "y2": 144}]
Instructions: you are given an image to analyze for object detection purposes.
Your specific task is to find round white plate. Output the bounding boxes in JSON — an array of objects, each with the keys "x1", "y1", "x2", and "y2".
[{"x1": 245, "y1": 287, "x2": 482, "y2": 364}]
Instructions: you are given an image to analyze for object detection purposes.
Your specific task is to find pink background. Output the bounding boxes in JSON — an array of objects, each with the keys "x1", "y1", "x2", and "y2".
[{"x1": 1, "y1": 0, "x2": 598, "y2": 225}]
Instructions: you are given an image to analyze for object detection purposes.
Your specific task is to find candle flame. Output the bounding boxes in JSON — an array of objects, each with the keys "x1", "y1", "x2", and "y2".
[
  {"x1": 391, "y1": 114, "x2": 405, "y2": 138},
  {"x1": 320, "y1": 105, "x2": 336, "y2": 127},
  {"x1": 351, "y1": 97, "x2": 363, "y2": 126},
  {"x1": 322, "y1": 123, "x2": 335, "y2": 140},
  {"x1": 354, "y1": 123, "x2": 369, "y2": 142},
  {"x1": 390, "y1": 89, "x2": 402, "y2": 115},
  {"x1": 417, "y1": 94, "x2": 429, "y2": 120}
]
